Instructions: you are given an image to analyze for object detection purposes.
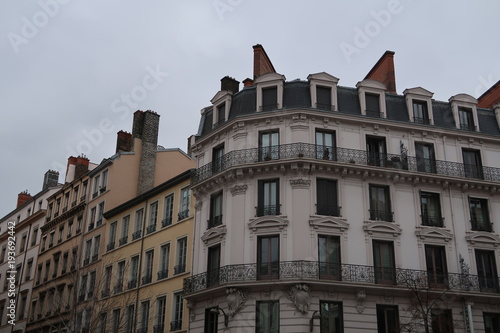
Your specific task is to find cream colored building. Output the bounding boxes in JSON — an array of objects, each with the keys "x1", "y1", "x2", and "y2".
[{"x1": 184, "y1": 45, "x2": 500, "y2": 333}]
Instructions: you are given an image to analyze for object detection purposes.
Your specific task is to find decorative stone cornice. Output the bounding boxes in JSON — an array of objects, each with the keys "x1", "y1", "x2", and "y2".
[
  {"x1": 289, "y1": 178, "x2": 311, "y2": 189},
  {"x1": 415, "y1": 226, "x2": 453, "y2": 242},
  {"x1": 248, "y1": 216, "x2": 289, "y2": 232},
  {"x1": 363, "y1": 221, "x2": 402, "y2": 238},
  {"x1": 230, "y1": 184, "x2": 248, "y2": 196},
  {"x1": 465, "y1": 231, "x2": 500, "y2": 247},
  {"x1": 201, "y1": 225, "x2": 227, "y2": 244}
]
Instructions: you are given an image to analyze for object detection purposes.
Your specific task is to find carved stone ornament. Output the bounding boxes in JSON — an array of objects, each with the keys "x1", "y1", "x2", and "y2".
[
  {"x1": 289, "y1": 178, "x2": 311, "y2": 189},
  {"x1": 355, "y1": 290, "x2": 366, "y2": 314},
  {"x1": 195, "y1": 201, "x2": 203, "y2": 211},
  {"x1": 287, "y1": 284, "x2": 310, "y2": 314},
  {"x1": 226, "y1": 288, "x2": 249, "y2": 316},
  {"x1": 186, "y1": 301, "x2": 196, "y2": 322},
  {"x1": 230, "y1": 184, "x2": 248, "y2": 196}
]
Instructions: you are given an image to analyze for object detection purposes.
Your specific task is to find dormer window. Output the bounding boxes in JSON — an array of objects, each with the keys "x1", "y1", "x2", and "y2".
[
  {"x1": 403, "y1": 87, "x2": 434, "y2": 125},
  {"x1": 458, "y1": 107, "x2": 474, "y2": 130},
  {"x1": 308, "y1": 72, "x2": 339, "y2": 111},
  {"x1": 449, "y1": 94, "x2": 479, "y2": 132},
  {"x1": 214, "y1": 103, "x2": 226, "y2": 129},
  {"x1": 316, "y1": 86, "x2": 332, "y2": 111},
  {"x1": 210, "y1": 90, "x2": 233, "y2": 129},
  {"x1": 261, "y1": 87, "x2": 278, "y2": 111},
  {"x1": 255, "y1": 72, "x2": 285, "y2": 112},
  {"x1": 365, "y1": 93, "x2": 381, "y2": 118},
  {"x1": 356, "y1": 79, "x2": 387, "y2": 118},
  {"x1": 412, "y1": 100, "x2": 430, "y2": 124}
]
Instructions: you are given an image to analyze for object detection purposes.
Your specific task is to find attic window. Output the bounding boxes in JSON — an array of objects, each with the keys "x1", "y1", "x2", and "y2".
[
  {"x1": 458, "y1": 107, "x2": 474, "y2": 131},
  {"x1": 413, "y1": 100, "x2": 430, "y2": 124},
  {"x1": 365, "y1": 93, "x2": 381, "y2": 118},
  {"x1": 316, "y1": 86, "x2": 332, "y2": 111},
  {"x1": 261, "y1": 87, "x2": 278, "y2": 111},
  {"x1": 213, "y1": 103, "x2": 226, "y2": 129}
]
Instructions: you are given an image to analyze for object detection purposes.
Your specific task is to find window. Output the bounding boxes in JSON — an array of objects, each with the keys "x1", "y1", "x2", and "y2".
[
  {"x1": 108, "y1": 221, "x2": 117, "y2": 251},
  {"x1": 82, "y1": 181, "x2": 88, "y2": 200},
  {"x1": 133, "y1": 208, "x2": 144, "y2": 240},
  {"x1": 73, "y1": 186, "x2": 79, "y2": 206},
  {"x1": 316, "y1": 179, "x2": 339, "y2": 216},
  {"x1": 365, "y1": 93, "x2": 381, "y2": 117},
  {"x1": 115, "y1": 261, "x2": 125, "y2": 293},
  {"x1": 20, "y1": 232, "x2": 27, "y2": 252},
  {"x1": 318, "y1": 235, "x2": 341, "y2": 280},
  {"x1": 175, "y1": 237, "x2": 187, "y2": 274},
  {"x1": 316, "y1": 86, "x2": 332, "y2": 110},
  {"x1": 40, "y1": 236, "x2": 46, "y2": 252},
  {"x1": 261, "y1": 86, "x2": 278, "y2": 111},
  {"x1": 53, "y1": 255, "x2": 59, "y2": 278},
  {"x1": 413, "y1": 100, "x2": 430, "y2": 124},
  {"x1": 458, "y1": 107, "x2": 474, "y2": 130},
  {"x1": 101, "y1": 170, "x2": 108, "y2": 191},
  {"x1": 97, "y1": 202, "x2": 104, "y2": 226},
  {"x1": 373, "y1": 240, "x2": 395, "y2": 284},
  {"x1": 139, "y1": 300, "x2": 150, "y2": 332},
  {"x1": 79, "y1": 274, "x2": 88, "y2": 301},
  {"x1": 88, "y1": 270, "x2": 96, "y2": 298},
  {"x1": 67, "y1": 220, "x2": 73, "y2": 238},
  {"x1": 366, "y1": 136, "x2": 387, "y2": 167},
  {"x1": 112, "y1": 308, "x2": 120, "y2": 331},
  {"x1": 376, "y1": 305, "x2": 400, "y2": 333},
  {"x1": 425, "y1": 245, "x2": 448, "y2": 286},
  {"x1": 205, "y1": 307, "x2": 219, "y2": 333},
  {"x1": 369, "y1": 185, "x2": 392, "y2": 222},
  {"x1": 93, "y1": 235, "x2": 101, "y2": 261},
  {"x1": 89, "y1": 207, "x2": 96, "y2": 230},
  {"x1": 58, "y1": 226, "x2": 64, "y2": 243},
  {"x1": 257, "y1": 235, "x2": 279, "y2": 280},
  {"x1": 125, "y1": 304, "x2": 135, "y2": 333},
  {"x1": 463, "y1": 149, "x2": 483, "y2": 179},
  {"x1": 129, "y1": 255, "x2": 139, "y2": 289},
  {"x1": 178, "y1": 188, "x2": 190, "y2": 220},
  {"x1": 259, "y1": 130, "x2": 279, "y2": 161},
  {"x1": 76, "y1": 215, "x2": 83, "y2": 233},
  {"x1": 103, "y1": 266, "x2": 112, "y2": 297},
  {"x1": 207, "y1": 244, "x2": 221, "y2": 287},
  {"x1": 25, "y1": 258, "x2": 33, "y2": 281},
  {"x1": 98, "y1": 312, "x2": 107, "y2": 333},
  {"x1": 171, "y1": 293, "x2": 183, "y2": 331},
  {"x1": 431, "y1": 309, "x2": 454, "y2": 333},
  {"x1": 256, "y1": 301, "x2": 279, "y2": 333},
  {"x1": 257, "y1": 179, "x2": 280, "y2": 216},
  {"x1": 62, "y1": 252, "x2": 68, "y2": 274},
  {"x1": 19, "y1": 292, "x2": 27, "y2": 319},
  {"x1": 93, "y1": 175, "x2": 100, "y2": 198},
  {"x1": 420, "y1": 192, "x2": 443, "y2": 227},
  {"x1": 316, "y1": 130, "x2": 336, "y2": 160},
  {"x1": 155, "y1": 296, "x2": 167, "y2": 333},
  {"x1": 415, "y1": 142, "x2": 436, "y2": 173},
  {"x1": 208, "y1": 191, "x2": 223, "y2": 229},
  {"x1": 214, "y1": 103, "x2": 226, "y2": 128},
  {"x1": 469, "y1": 198, "x2": 492, "y2": 231},
  {"x1": 475, "y1": 250, "x2": 498, "y2": 292},
  {"x1": 143, "y1": 250, "x2": 154, "y2": 285},
  {"x1": 121, "y1": 215, "x2": 130, "y2": 245},
  {"x1": 44, "y1": 260, "x2": 51, "y2": 281},
  {"x1": 320, "y1": 301, "x2": 343, "y2": 333},
  {"x1": 484, "y1": 313, "x2": 500, "y2": 333},
  {"x1": 35, "y1": 263, "x2": 42, "y2": 284},
  {"x1": 49, "y1": 231, "x2": 55, "y2": 247},
  {"x1": 31, "y1": 227, "x2": 39, "y2": 246},
  {"x1": 147, "y1": 201, "x2": 158, "y2": 234},
  {"x1": 212, "y1": 144, "x2": 225, "y2": 173},
  {"x1": 163, "y1": 195, "x2": 174, "y2": 227},
  {"x1": 158, "y1": 244, "x2": 170, "y2": 280}
]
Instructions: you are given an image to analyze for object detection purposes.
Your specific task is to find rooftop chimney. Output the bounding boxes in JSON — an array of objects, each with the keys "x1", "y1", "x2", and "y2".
[
  {"x1": 43, "y1": 170, "x2": 60, "y2": 190},
  {"x1": 116, "y1": 130, "x2": 133, "y2": 153},
  {"x1": 65, "y1": 155, "x2": 89, "y2": 183},
  {"x1": 477, "y1": 80, "x2": 500, "y2": 109},
  {"x1": 133, "y1": 110, "x2": 160, "y2": 195},
  {"x1": 253, "y1": 44, "x2": 276, "y2": 79},
  {"x1": 243, "y1": 78, "x2": 254, "y2": 87},
  {"x1": 364, "y1": 50, "x2": 397, "y2": 94},
  {"x1": 221, "y1": 76, "x2": 240, "y2": 94},
  {"x1": 17, "y1": 191, "x2": 32, "y2": 208}
]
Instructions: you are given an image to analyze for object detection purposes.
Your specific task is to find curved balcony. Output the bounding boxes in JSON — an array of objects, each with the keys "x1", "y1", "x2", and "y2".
[
  {"x1": 183, "y1": 260, "x2": 499, "y2": 296},
  {"x1": 192, "y1": 143, "x2": 500, "y2": 185}
]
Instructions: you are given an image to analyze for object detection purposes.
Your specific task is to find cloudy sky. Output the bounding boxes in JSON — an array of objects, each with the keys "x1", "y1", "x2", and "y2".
[{"x1": 1, "y1": 0, "x2": 499, "y2": 217}]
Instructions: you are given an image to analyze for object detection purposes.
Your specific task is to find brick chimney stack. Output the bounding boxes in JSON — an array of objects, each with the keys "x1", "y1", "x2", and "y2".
[
  {"x1": 221, "y1": 76, "x2": 240, "y2": 94},
  {"x1": 477, "y1": 80, "x2": 500, "y2": 109},
  {"x1": 133, "y1": 110, "x2": 160, "y2": 195},
  {"x1": 43, "y1": 170, "x2": 60, "y2": 190},
  {"x1": 17, "y1": 190, "x2": 32, "y2": 208},
  {"x1": 364, "y1": 50, "x2": 397, "y2": 94},
  {"x1": 65, "y1": 155, "x2": 90, "y2": 183},
  {"x1": 243, "y1": 78, "x2": 254, "y2": 87},
  {"x1": 253, "y1": 44, "x2": 276, "y2": 79},
  {"x1": 116, "y1": 130, "x2": 133, "y2": 153}
]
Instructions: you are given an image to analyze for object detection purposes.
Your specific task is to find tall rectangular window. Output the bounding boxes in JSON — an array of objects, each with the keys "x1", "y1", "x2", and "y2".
[
  {"x1": 158, "y1": 244, "x2": 170, "y2": 280},
  {"x1": 140, "y1": 300, "x2": 150, "y2": 332},
  {"x1": 366, "y1": 136, "x2": 387, "y2": 167},
  {"x1": 115, "y1": 261, "x2": 125, "y2": 293},
  {"x1": 420, "y1": 192, "x2": 443, "y2": 227},
  {"x1": 316, "y1": 86, "x2": 332, "y2": 110},
  {"x1": 425, "y1": 245, "x2": 448, "y2": 286},
  {"x1": 148, "y1": 201, "x2": 158, "y2": 234},
  {"x1": 89, "y1": 207, "x2": 96, "y2": 230},
  {"x1": 93, "y1": 235, "x2": 100, "y2": 260},
  {"x1": 318, "y1": 235, "x2": 341, "y2": 280},
  {"x1": 125, "y1": 304, "x2": 135, "y2": 333},
  {"x1": 143, "y1": 250, "x2": 154, "y2": 285},
  {"x1": 204, "y1": 307, "x2": 219, "y2": 333},
  {"x1": 316, "y1": 179, "x2": 339, "y2": 216},
  {"x1": 207, "y1": 244, "x2": 221, "y2": 287},
  {"x1": 108, "y1": 221, "x2": 117, "y2": 251},
  {"x1": 97, "y1": 202, "x2": 104, "y2": 225},
  {"x1": 462, "y1": 149, "x2": 483, "y2": 179},
  {"x1": 178, "y1": 188, "x2": 190, "y2": 220},
  {"x1": 93, "y1": 175, "x2": 100, "y2": 198},
  {"x1": 458, "y1": 107, "x2": 474, "y2": 130},
  {"x1": 171, "y1": 293, "x2": 183, "y2": 331},
  {"x1": 103, "y1": 266, "x2": 112, "y2": 297},
  {"x1": 155, "y1": 296, "x2": 167, "y2": 332},
  {"x1": 256, "y1": 301, "x2": 279, "y2": 333},
  {"x1": 259, "y1": 130, "x2": 279, "y2": 161},
  {"x1": 216, "y1": 103, "x2": 226, "y2": 125},
  {"x1": 369, "y1": 185, "x2": 392, "y2": 222},
  {"x1": 376, "y1": 305, "x2": 400, "y2": 333},
  {"x1": 112, "y1": 308, "x2": 120, "y2": 332},
  {"x1": 163, "y1": 194, "x2": 174, "y2": 227},
  {"x1": 316, "y1": 130, "x2": 336, "y2": 160},
  {"x1": 484, "y1": 313, "x2": 500, "y2": 333},
  {"x1": 431, "y1": 309, "x2": 454, "y2": 333},
  {"x1": 320, "y1": 301, "x2": 343, "y2": 333},
  {"x1": 261, "y1": 86, "x2": 278, "y2": 111},
  {"x1": 212, "y1": 144, "x2": 225, "y2": 173},
  {"x1": 208, "y1": 191, "x2": 223, "y2": 229},
  {"x1": 475, "y1": 250, "x2": 499, "y2": 292},
  {"x1": 365, "y1": 93, "x2": 380, "y2": 117},
  {"x1": 257, "y1": 179, "x2": 280, "y2": 216},
  {"x1": 415, "y1": 142, "x2": 436, "y2": 173},
  {"x1": 121, "y1": 215, "x2": 130, "y2": 245},
  {"x1": 469, "y1": 198, "x2": 491, "y2": 232},
  {"x1": 133, "y1": 208, "x2": 144, "y2": 240},
  {"x1": 129, "y1": 255, "x2": 139, "y2": 289},
  {"x1": 257, "y1": 235, "x2": 279, "y2": 280},
  {"x1": 175, "y1": 237, "x2": 187, "y2": 274},
  {"x1": 413, "y1": 100, "x2": 429, "y2": 124},
  {"x1": 373, "y1": 240, "x2": 395, "y2": 285}
]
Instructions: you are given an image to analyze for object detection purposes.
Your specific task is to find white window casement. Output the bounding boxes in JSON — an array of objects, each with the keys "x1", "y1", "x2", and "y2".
[
  {"x1": 403, "y1": 87, "x2": 434, "y2": 125},
  {"x1": 308, "y1": 72, "x2": 340, "y2": 111},
  {"x1": 356, "y1": 79, "x2": 387, "y2": 118},
  {"x1": 449, "y1": 94, "x2": 480, "y2": 131},
  {"x1": 255, "y1": 72, "x2": 285, "y2": 112},
  {"x1": 210, "y1": 90, "x2": 232, "y2": 129}
]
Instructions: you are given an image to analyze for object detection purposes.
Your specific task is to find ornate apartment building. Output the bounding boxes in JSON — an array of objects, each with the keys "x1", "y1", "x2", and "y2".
[{"x1": 184, "y1": 45, "x2": 500, "y2": 332}]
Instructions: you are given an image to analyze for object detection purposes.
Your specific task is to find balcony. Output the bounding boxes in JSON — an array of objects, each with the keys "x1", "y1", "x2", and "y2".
[
  {"x1": 413, "y1": 116, "x2": 431, "y2": 125},
  {"x1": 114, "y1": 283, "x2": 123, "y2": 294},
  {"x1": 183, "y1": 260, "x2": 500, "y2": 296},
  {"x1": 83, "y1": 258, "x2": 90, "y2": 266},
  {"x1": 162, "y1": 217, "x2": 172, "y2": 228},
  {"x1": 316, "y1": 205, "x2": 341, "y2": 217},
  {"x1": 128, "y1": 279, "x2": 137, "y2": 290},
  {"x1": 107, "y1": 243, "x2": 115, "y2": 251},
  {"x1": 191, "y1": 142, "x2": 500, "y2": 185},
  {"x1": 421, "y1": 215, "x2": 444, "y2": 228},
  {"x1": 88, "y1": 223, "x2": 94, "y2": 231},
  {"x1": 92, "y1": 254, "x2": 98, "y2": 262},
  {"x1": 101, "y1": 288, "x2": 110, "y2": 298},
  {"x1": 170, "y1": 320, "x2": 182, "y2": 331},
  {"x1": 96, "y1": 219, "x2": 102, "y2": 227},
  {"x1": 119, "y1": 236, "x2": 128, "y2": 246},
  {"x1": 256, "y1": 204, "x2": 280, "y2": 217},
  {"x1": 212, "y1": 118, "x2": 226, "y2": 129},
  {"x1": 71, "y1": 200, "x2": 77, "y2": 207},
  {"x1": 174, "y1": 264, "x2": 186, "y2": 275},
  {"x1": 142, "y1": 274, "x2": 152, "y2": 285},
  {"x1": 369, "y1": 209, "x2": 394, "y2": 222},
  {"x1": 158, "y1": 269, "x2": 169, "y2": 280},
  {"x1": 178, "y1": 209, "x2": 189, "y2": 221},
  {"x1": 153, "y1": 324, "x2": 165, "y2": 333},
  {"x1": 471, "y1": 219, "x2": 493, "y2": 232},
  {"x1": 207, "y1": 215, "x2": 223, "y2": 229},
  {"x1": 132, "y1": 230, "x2": 142, "y2": 240},
  {"x1": 147, "y1": 224, "x2": 156, "y2": 234}
]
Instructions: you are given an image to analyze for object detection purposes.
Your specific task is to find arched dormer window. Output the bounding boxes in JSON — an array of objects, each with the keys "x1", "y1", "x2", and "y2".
[
  {"x1": 403, "y1": 87, "x2": 434, "y2": 125},
  {"x1": 449, "y1": 94, "x2": 480, "y2": 132},
  {"x1": 356, "y1": 79, "x2": 387, "y2": 118},
  {"x1": 308, "y1": 72, "x2": 339, "y2": 111}
]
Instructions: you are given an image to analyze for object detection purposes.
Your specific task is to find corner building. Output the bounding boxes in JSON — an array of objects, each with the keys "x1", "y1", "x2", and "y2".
[{"x1": 184, "y1": 45, "x2": 500, "y2": 332}]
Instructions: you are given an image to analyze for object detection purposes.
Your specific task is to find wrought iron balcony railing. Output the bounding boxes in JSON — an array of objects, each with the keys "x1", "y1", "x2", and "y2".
[
  {"x1": 147, "y1": 224, "x2": 156, "y2": 234},
  {"x1": 413, "y1": 116, "x2": 431, "y2": 124},
  {"x1": 191, "y1": 142, "x2": 500, "y2": 185},
  {"x1": 256, "y1": 204, "x2": 280, "y2": 217},
  {"x1": 119, "y1": 236, "x2": 128, "y2": 246},
  {"x1": 207, "y1": 215, "x2": 223, "y2": 229},
  {"x1": 212, "y1": 118, "x2": 226, "y2": 129},
  {"x1": 178, "y1": 209, "x2": 189, "y2": 221},
  {"x1": 170, "y1": 320, "x2": 182, "y2": 331},
  {"x1": 316, "y1": 204, "x2": 341, "y2": 217},
  {"x1": 162, "y1": 217, "x2": 172, "y2": 228},
  {"x1": 107, "y1": 243, "x2": 115, "y2": 251},
  {"x1": 174, "y1": 264, "x2": 186, "y2": 275},
  {"x1": 132, "y1": 230, "x2": 142, "y2": 240},
  {"x1": 471, "y1": 219, "x2": 493, "y2": 232},
  {"x1": 158, "y1": 269, "x2": 169, "y2": 280},
  {"x1": 183, "y1": 260, "x2": 500, "y2": 295},
  {"x1": 421, "y1": 215, "x2": 444, "y2": 228},
  {"x1": 128, "y1": 279, "x2": 137, "y2": 290},
  {"x1": 142, "y1": 274, "x2": 152, "y2": 285},
  {"x1": 369, "y1": 209, "x2": 394, "y2": 222},
  {"x1": 365, "y1": 110, "x2": 383, "y2": 118}
]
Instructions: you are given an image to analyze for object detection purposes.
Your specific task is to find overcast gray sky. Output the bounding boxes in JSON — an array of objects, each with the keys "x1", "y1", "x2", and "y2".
[{"x1": 1, "y1": 0, "x2": 499, "y2": 217}]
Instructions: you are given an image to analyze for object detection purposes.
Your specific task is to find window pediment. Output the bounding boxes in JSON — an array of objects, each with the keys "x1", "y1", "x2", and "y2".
[
  {"x1": 465, "y1": 231, "x2": 500, "y2": 247},
  {"x1": 254, "y1": 72, "x2": 286, "y2": 84},
  {"x1": 363, "y1": 221, "x2": 401, "y2": 237},
  {"x1": 415, "y1": 226, "x2": 453, "y2": 242},
  {"x1": 309, "y1": 216, "x2": 349, "y2": 233},
  {"x1": 307, "y1": 72, "x2": 340, "y2": 84},
  {"x1": 356, "y1": 79, "x2": 387, "y2": 91},
  {"x1": 211, "y1": 90, "x2": 232, "y2": 104},
  {"x1": 449, "y1": 93, "x2": 478, "y2": 105},
  {"x1": 201, "y1": 225, "x2": 227, "y2": 245},
  {"x1": 403, "y1": 87, "x2": 434, "y2": 98},
  {"x1": 248, "y1": 216, "x2": 288, "y2": 232}
]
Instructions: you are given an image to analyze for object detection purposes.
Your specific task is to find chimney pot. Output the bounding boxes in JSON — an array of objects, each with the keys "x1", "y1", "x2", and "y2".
[
  {"x1": 221, "y1": 76, "x2": 240, "y2": 94},
  {"x1": 17, "y1": 190, "x2": 32, "y2": 208},
  {"x1": 116, "y1": 130, "x2": 133, "y2": 153},
  {"x1": 43, "y1": 170, "x2": 59, "y2": 190}
]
